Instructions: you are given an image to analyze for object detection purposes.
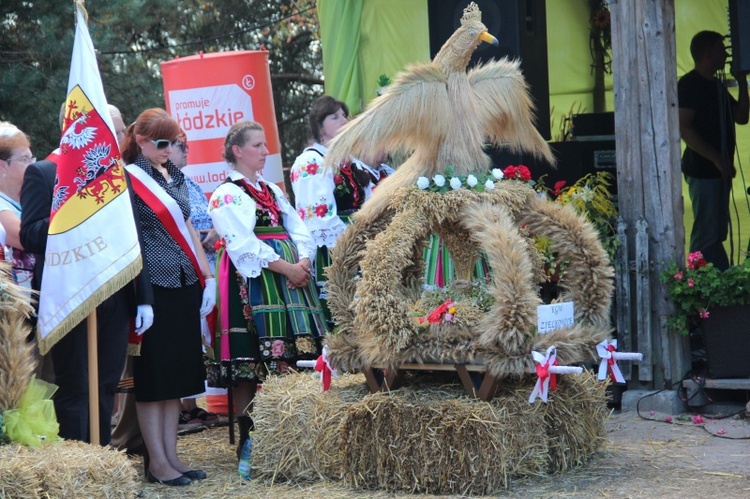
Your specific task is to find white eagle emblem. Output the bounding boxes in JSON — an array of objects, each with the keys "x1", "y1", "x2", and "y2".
[{"x1": 61, "y1": 112, "x2": 97, "y2": 149}]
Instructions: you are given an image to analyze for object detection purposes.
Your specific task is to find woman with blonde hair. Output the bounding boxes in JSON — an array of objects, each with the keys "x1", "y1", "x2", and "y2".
[{"x1": 208, "y1": 120, "x2": 328, "y2": 459}]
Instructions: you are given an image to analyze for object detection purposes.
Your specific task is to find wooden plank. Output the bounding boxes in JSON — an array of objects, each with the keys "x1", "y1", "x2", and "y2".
[
  {"x1": 370, "y1": 363, "x2": 487, "y2": 372},
  {"x1": 363, "y1": 368, "x2": 384, "y2": 393},
  {"x1": 635, "y1": 218, "x2": 653, "y2": 381},
  {"x1": 454, "y1": 364, "x2": 478, "y2": 397},
  {"x1": 383, "y1": 369, "x2": 403, "y2": 391},
  {"x1": 476, "y1": 373, "x2": 500, "y2": 402},
  {"x1": 684, "y1": 378, "x2": 750, "y2": 390},
  {"x1": 615, "y1": 217, "x2": 632, "y2": 380}
]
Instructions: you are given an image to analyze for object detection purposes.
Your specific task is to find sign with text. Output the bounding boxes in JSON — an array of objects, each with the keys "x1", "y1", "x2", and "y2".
[
  {"x1": 160, "y1": 51, "x2": 284, "y2": 191},
  {"x1": 537, "y1": 302, "x2": 575, "y2": 334}
]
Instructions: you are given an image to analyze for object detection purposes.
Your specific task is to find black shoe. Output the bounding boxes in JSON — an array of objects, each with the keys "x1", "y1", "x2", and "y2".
[
  {"x1": 146, "y1": 469, "x2": 192, "y2": 486},
  {"x1": 182, "y1": 469, "x2": 207, "y2": 480}
]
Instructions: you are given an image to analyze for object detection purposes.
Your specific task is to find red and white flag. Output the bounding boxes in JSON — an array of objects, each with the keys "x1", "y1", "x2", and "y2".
[{"x1": 37, "y1": 3, "x2": 141, "y2": 353}]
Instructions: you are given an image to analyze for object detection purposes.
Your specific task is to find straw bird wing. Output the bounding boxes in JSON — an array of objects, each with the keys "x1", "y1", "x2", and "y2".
[
  {"x1": 468, "y1": 59, "x2": 555, "y2": 165},
  {"x1": 325, "y1": 64, "x2": 449, "y2": 167}
]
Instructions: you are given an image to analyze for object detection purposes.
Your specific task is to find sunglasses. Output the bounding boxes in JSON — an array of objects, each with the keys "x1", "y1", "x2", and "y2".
[{"x1": 149, "y1": 138, "x2": 180, "y2": 150}]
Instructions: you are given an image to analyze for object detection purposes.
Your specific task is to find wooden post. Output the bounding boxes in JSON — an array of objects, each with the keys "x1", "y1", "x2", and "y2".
[
  {"x1": 610, "y1": 0, "x2": 689, "y2": 387},
  {"x1": 87, "y1": 312, "x2": 100, "y2": 446}
]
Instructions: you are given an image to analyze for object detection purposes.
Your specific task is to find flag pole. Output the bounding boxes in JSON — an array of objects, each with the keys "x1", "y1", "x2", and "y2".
[{"x1": 87, "y1": 311, "x2": 100, "y2": 445}]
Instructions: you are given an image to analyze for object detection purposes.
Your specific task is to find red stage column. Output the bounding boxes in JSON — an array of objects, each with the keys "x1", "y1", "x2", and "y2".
[{"x1": 160, "y1": 50, "x2": 283, "y2": 195}]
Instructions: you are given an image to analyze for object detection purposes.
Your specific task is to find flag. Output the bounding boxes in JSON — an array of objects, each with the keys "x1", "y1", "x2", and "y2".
[{"x1": 37, "y1": 3, "x2": 142, "y2": 354}]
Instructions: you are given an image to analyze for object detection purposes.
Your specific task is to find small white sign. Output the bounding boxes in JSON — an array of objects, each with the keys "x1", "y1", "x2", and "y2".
[{"x1": 537, "y1": 302, "x2": 575, "y2": 334}]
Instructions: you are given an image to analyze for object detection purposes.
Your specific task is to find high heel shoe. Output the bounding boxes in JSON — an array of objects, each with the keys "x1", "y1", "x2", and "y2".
[
  {"x1": 146, "y1": 469, "x2": 192, "y2": 486},
  {"x1": 182, "y1": 469, "x2": 207, "y2": 480}
]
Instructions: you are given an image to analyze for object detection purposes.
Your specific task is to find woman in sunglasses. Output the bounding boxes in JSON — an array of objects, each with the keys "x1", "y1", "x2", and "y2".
[
  {"x1": 0, "y1": 121, "x2": 36, "y2": 291},
  {"x1": 120, "y1": 108, "x2": 214, "y2": 486}
]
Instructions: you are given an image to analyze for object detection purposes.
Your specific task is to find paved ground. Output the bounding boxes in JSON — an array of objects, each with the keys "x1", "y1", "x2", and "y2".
[{"x1": 136, "y1": 406, "x2": 750, "y2": 498}]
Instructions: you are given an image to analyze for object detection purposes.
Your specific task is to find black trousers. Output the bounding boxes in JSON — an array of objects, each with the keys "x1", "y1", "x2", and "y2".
[{"x1": 50, "y1": 287, "x2": 130, "y2": 445}]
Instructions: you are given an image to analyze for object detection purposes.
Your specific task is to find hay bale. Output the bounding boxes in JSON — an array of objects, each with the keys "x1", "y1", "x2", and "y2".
[
  {"x1": 252, "y1": 372, "x2": 368, "y2": 482},
  {"x1": 0, "y1": 439, "x2": 137, "y2": 498},
  {"x1": 254, "y1": 370, "x2": 608, "y2": 495}
]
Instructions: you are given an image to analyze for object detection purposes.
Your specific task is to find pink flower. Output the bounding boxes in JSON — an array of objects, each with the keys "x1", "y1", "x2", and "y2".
[
  {"x1": 665, "y1": 416, "x2": 673, "y2": 423},
  {"x1": 716, "y1": 428, "x2": 727, "y2": 435},
  {"x1": 692, "y1": 414, "x2": 704, "y2": 424},
  {"x1": 224, "y1": 194, "x2": 234, "y2": 205},
  {"x1": 297, "y1": 208, "x2": 307, "y2": 220},
  {"x1": 687, "y1": 251, "x2": 707, "y2": 270},
  {"x1": 649, "y1": 410, "x2": 655, "y2": 416},
  {"x1": 443, "y1": 312, "x2": 453, "y2": 322},
  {"x1": 699, "y1": 310, "x2": 710, "y2": 319},
  {"x1": 271, "y1": 340, "x2": 286, "y2": 357},
  {"x1": 687, "y1": 278, "x2": 695, "y2": 288},
  {"x1": 673, "y1": 270, "x2": 684, "y2": 280}
]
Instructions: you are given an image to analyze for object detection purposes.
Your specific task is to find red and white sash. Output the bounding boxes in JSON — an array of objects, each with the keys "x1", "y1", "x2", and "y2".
[{"x1": 125, "y1": 164, "x2": 205, "y2": 289}]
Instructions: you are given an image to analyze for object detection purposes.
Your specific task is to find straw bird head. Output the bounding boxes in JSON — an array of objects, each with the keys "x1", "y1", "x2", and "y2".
[{"x1": 433, "y1": 2, "x2": 499, "y2": 73}]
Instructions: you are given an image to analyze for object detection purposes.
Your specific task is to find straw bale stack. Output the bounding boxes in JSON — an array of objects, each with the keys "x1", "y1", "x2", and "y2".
[
  {"x1": 0, "y1": 439, "x2": 138, "y2": 498},
  {"x1": 252, "y1": 370, "x2": 607, "y2": 495}
]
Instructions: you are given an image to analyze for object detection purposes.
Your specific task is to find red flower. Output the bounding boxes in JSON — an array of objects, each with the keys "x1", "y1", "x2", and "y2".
[
  {"x1": 314, "y1": 203, "x2": 329, "y2": 218},
  {"x1": 552, "y1": 180, "x2": 567, "y2": 196},
  {"x1": 306, "y1": 162, "x2": 319, "y2": 175},
  {"x1": 518, "y1": 165, "x2": 532, "y2": 181},
  {"x1": 333, "y1": 173, "x2": 344, "y2": 185},
  {"x1": 213, "y1": 238, "x2": 225, "y2": 251},
  {"x1": 503, "y1": 165, "x2": 518, "y2": 178},
  {"x1": 687, "y1": 251, "x2": 707, "y2": 270}
]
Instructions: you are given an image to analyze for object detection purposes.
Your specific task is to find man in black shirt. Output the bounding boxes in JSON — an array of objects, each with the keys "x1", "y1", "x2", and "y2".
[{"x1": 678, "y1": 30, "x2": 749, "y2": 270}]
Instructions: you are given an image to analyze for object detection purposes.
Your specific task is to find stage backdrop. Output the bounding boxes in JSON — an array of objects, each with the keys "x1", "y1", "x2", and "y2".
[{"x1": 160, "y1": 50, "x2": 283, "y2": 195}]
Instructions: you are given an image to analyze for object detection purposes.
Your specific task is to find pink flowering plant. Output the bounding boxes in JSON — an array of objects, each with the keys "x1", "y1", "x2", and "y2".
[{"x1": 660, "y1": 251, "x2": 750, "y2": 335}]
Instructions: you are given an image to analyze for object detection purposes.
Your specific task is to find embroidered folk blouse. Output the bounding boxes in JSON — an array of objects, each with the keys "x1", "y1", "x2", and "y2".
[
  {"x1": 289, "y1": 142, "x2": 370, "y2": 248},
  {"x1": 208, "y1": 170, "x2": 315, "y2": 279}
]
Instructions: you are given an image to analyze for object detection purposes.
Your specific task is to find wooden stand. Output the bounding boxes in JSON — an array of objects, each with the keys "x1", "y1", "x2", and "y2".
[{"x1": 363, "y1": 363, "x2": 501, "y2": 401}]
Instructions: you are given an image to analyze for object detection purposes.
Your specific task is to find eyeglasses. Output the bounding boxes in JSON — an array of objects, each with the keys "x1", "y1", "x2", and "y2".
[
  {"x1": 7, "y1": 156, "x2": 36, "y2": 165},
  {"x1": 149, "y1": 139, "x2": 179, "y2": 150},
  {"x1": 176, "y1": 141, "x2": 189, "y2": 153}
]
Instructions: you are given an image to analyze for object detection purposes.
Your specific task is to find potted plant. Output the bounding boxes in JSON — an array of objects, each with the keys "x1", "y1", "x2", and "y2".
[{"x1": 660, "y1": 252, "x2": 750, "y2": 378}]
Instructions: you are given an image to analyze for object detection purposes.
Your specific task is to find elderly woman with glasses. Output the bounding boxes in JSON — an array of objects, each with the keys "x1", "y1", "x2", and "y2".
[{"x1": 0, "y1": 121, "x2": 35, "y2": 290}]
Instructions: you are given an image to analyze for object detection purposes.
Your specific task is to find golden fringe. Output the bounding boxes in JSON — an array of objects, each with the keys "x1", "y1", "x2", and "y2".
[
  {"x1": 37, "y1": 257, "x2": 142, "y2": 355},
  {"x1": 0, "y1": 261, "x2": 35, "y2": 412}
]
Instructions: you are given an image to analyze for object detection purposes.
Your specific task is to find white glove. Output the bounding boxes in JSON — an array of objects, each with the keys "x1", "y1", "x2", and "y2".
[
  {"x1": 200, "y1": 278, "x2": 216, "y2": 317},
  {"x1": 135, "y1": 304, "x2": 154, "y2": 335}
]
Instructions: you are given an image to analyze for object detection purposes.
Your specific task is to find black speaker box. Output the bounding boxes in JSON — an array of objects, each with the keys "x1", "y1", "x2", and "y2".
[
  {"x1": 486, "y1": 140, "x2": 617, "y2": 195},
  {"x1": 427, "y1": 0, "x2": 551, "y2": 139},
  {"x1": 729, "y1": 0, "x2": 750, "y2": 74}
]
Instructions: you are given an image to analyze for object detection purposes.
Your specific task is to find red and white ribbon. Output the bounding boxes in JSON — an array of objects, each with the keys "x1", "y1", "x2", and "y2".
[
  {"x1": 529, "y1": 346, "x2": 583, "y2": 404},
  {"x1": 298, "y1": 346, "x2": 338, "y2": 391},
  {"x1": 596, "y1": 339, "x2": 643, "y2": 384}
]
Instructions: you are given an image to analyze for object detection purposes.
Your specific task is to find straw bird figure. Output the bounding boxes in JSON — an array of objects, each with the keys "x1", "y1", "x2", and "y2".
[{"x1": 325, "y1": 2, "x2": 554, "y2": 223}]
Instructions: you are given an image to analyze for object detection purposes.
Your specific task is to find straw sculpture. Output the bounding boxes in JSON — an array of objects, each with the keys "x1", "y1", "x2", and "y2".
[
  {"x1": 322, "y1": 2, "x2": 614, "y2": 376},
  {"x1": 252, "y1": 371, "x2": 608, "y2": 495}
]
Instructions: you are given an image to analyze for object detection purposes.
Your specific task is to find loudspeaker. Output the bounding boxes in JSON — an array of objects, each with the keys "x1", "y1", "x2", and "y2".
[
  {"x1": 486, "y1": 140, "x2": 617, "y2": 196},
  {"x1": 427, "y1": 0, "x2": 551, "y2": 139},
  {"x1": 729, "y1": 0, "x2": 750, "y2": 74}
]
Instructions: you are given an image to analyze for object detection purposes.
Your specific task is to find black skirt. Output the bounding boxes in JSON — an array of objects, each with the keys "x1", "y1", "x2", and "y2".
[{"x1": 133, "y1": 282, "x2": 206, "y2": 402}]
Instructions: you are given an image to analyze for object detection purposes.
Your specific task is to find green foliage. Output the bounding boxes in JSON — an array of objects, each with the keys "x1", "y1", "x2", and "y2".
[
  {"x1": 0, "y1": 1, "x2": 322, "y2": 165},
  {"x1": 659, "y1": 252, "x2": 750, "y2": 335},
  {"x1": 537, "y1": 171, "x2": 619, "y2": 264},
  {"x1": 416, "y1": 279, "x2": 494, "y2": 315}
]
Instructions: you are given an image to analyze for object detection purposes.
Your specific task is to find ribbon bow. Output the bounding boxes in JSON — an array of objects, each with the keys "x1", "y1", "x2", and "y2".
[
  {"x1": 596, "y1": 339, "x2": 643, "y2": 383},
  {"x1": 418, "y1": 299, "x2": 455, "y2": 325},
  {"x1": 314, "y1": 346, "x2": 337, "y2": 391},
  {"x1": 529, "y1": 346, "x2": 558, "y2": 403}
]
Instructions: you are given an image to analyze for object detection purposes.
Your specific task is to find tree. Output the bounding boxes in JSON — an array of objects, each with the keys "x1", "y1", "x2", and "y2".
[{"x1": 0, "y1": 0, "x2": 322, "y2": 166}]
